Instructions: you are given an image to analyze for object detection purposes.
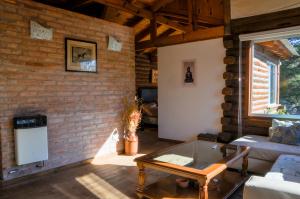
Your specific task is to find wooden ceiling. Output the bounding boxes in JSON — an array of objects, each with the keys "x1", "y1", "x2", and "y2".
[{"x1": 34, "y1": 0, "x2": 228, "y2": 54}]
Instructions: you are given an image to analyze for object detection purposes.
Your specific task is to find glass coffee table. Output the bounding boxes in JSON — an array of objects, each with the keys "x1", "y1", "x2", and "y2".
[{"x1": 134, "y1": 140, "x2": 250, "y2": 199}]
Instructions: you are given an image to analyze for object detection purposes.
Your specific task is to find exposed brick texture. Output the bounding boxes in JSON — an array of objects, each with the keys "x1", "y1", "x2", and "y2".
[{"x1": 0, "y1": 0, "x2": 135, "y2": 180}]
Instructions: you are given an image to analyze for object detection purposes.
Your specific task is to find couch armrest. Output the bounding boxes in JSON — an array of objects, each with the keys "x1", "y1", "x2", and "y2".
[{"x1": 244, "y1": 176, "x2": 300, "y2": 199}]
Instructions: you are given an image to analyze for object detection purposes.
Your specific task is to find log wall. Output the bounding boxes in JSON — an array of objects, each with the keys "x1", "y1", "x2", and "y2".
[
  {"x1": 222, "y1": 7, "x2": 300, "y2": 138},
  {"x1": 135, "y1": 52, "x2": 157, "y2": 90}
]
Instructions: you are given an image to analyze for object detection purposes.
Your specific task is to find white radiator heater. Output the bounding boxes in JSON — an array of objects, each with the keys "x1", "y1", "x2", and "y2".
[{"x1": 14, "y1": 115, "x2": 48, "y2": 166}]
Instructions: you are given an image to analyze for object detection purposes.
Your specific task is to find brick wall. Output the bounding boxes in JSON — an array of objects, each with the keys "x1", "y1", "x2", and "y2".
[{"x1": 0, "y1": 0, "x2": 135, "y2": 180}]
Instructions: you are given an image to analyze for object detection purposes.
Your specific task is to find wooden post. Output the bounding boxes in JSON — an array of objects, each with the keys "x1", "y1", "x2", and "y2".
[
  {"x1": 187, "y1": 0, "x2": 193, "y2": 32},
  {"x1": 192, "y1": 0, "x2": 198, "y2": 30},
  {"x1": 150, "y1": 14, "x2": 157, "y2": 42},
  {"x1": 136, "y1": 163, "x2": 146, "y2": 198},
  {"x1": 223, "y1": 0, "x2": 231, "y2": 35},
  {"x1": 242, "y1": 153, "x2": 249, "y2": 177},
  {"x1": 199, "y1": 182, "x2": 209, "y2": 199}
]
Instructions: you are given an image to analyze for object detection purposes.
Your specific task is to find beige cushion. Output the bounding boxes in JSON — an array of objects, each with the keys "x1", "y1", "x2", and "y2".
[
  {"x1": 265, "y1": 155, "x2": 300, "y2": 183},
  {"x1": 244, "y1": 176, "x2": 300, "y2": 199},
  {"x1": 231, "y1": 135, "x2": 300, "y2": 162}
]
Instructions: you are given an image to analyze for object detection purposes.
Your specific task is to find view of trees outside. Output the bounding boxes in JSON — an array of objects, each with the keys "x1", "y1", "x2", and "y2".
[{"x1": 280, "y1": 37, "x2": 300, "y2": 115}]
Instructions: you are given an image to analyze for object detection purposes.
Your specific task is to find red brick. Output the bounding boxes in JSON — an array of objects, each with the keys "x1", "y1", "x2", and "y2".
[{"x1": 0, "y1": 0, "x2": 135, "y2": 180}]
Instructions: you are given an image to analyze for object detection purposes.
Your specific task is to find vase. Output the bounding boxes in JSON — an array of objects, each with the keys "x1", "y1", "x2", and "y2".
[{"x1": 124, "y1": 132, "x2": 138, "y2": 155}]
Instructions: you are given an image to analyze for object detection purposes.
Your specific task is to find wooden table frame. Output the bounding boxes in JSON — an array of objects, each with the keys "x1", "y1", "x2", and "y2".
[{"x1": 134, "y1": 143, "x2": 250, "y2": 199}]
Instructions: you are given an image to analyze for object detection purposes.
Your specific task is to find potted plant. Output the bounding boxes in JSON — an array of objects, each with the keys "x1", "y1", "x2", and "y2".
[{"x1": 122, "y1": 97, "x2": 142, "y2": 155}]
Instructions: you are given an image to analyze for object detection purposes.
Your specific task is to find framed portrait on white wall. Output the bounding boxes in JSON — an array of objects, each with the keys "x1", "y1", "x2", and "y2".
[{"x1": 183, "y1": 59, "x2": 196, "y2": 85}]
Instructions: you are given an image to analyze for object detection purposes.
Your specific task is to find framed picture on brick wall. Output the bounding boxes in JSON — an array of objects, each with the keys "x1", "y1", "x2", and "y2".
[{"x1": 65, "y1": 38, "x2": 97, "y2": 73}]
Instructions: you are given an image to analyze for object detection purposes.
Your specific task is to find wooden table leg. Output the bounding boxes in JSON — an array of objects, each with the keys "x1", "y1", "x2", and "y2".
[
  {"x1": 136, "y1": 163, "x2": 146, "y2": 199},
  {"x1": 199, "y1": 181, "x2": 209, "y2": 199},
  {"x1": 242, "y1": 153, "x2": 249, "y2": 177}
]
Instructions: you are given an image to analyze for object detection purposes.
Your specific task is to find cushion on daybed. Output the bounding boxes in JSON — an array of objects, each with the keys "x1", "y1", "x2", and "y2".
[
  {"x1": 231, "y1": 135, "x2": 300, "y2": 162},
  {"x1": 269, "y1": 119, "x2": 300, "y2": 146}
]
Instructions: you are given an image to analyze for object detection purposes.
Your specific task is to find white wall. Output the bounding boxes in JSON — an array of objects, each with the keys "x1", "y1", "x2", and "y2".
[
  {"x1": 231, "y1": 0, "x2": 300, "y2": 19},
  {"x1": 158, "y1": 38, "x2": 225, "y2": 141}
]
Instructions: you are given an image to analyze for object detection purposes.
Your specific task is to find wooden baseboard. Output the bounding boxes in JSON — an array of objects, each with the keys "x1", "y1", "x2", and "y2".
[
  {"x1": 158, "y1": 138, "x2": 184, "y2": 144},
  {"x1": 0, "y1": 158, "x2": 93, "y2": 190}
]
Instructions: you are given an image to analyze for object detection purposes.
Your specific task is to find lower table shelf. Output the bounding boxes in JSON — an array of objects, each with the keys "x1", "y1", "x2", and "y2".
[{"x1": 137, "y1": 170, "x2": 248, "y2": 199}]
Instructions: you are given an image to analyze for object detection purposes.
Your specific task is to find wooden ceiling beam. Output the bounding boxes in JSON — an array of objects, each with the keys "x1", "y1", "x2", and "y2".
[
  {"x1": 150, "y1": 14, "x2": 157, "y2": 41},
  {"x1": 157, "y1": 28, "x2": 176, "y2": 38},
  {"x1": 93, "y1": 0, "x2": 152, "y2": 18},
  {"x1": 91, "y1": 0, "x2": 188, "y2": 32},
  {"x1": 157, "y1": 12, "x2": 224, "y2": 25},
  {"x1": 135, "y1": 25, "x2": 151, "y2": 42},
  {"x1": 136, "y1": 26, "x2": 224, "y2": 51},
  {"x1": 152, "y1": 0, "x2": 175, "y2": 12}
]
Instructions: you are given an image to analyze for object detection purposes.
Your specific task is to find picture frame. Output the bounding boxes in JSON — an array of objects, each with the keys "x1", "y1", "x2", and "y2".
[
  {"x1": 151, "y1": 69, "x2": 158, "y2": 84},
  {"x1": 65, "y1": 38, "x2": 97, "y2": 73},
  {"x1": 183, "y1": 59, "x2": 196, "y2": 86}
]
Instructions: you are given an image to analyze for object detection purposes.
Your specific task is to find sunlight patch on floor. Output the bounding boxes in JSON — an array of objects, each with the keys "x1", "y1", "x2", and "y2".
[
  {"x1": 91, "y1": 153, "x2": 146, "y2": 166},
  {"x1": 76, "y1": 173, "x2": 130, "y2": 199}
]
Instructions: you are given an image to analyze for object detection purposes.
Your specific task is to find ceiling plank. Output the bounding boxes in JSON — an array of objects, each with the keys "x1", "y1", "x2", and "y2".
[
  {"x1": 91, "y1": 0, "x2": 188, "y2": 32},
  {"x1": 152, "y1": 0, "x2": 175, "y2": 12},
  {"x1": 136, "y1": 26, "x2": 224, "y2": 50},
  {"x1": 70, "y1": 0, "x2": 93, "y2": 9}
]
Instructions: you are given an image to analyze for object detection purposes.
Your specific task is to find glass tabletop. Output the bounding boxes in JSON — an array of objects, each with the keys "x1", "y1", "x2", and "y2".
[{"x1": 143, "y1": 140, "x2": 243, "y2": 170}]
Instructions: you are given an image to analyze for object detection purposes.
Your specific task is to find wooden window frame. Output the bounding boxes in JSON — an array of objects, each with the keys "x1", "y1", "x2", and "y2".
[{"x1": 245, "y1": 41, "x2": 300, "y2": 120}]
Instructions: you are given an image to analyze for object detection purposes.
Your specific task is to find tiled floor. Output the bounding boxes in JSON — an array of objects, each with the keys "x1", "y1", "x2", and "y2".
[{"x1": 0, "y1": 128, "x2": 243, "y2": 199}]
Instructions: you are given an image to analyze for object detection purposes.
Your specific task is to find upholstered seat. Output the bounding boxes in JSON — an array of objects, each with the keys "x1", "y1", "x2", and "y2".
[
  {"x1": 244, "y1": 154, "x2": 300, "y2": 199},
  {"x1": 231, "y1": 135, "x2": 300, "y2": 162},
  {"x1": 265, "y1": 155, "x2": 300, "y2": 183}
]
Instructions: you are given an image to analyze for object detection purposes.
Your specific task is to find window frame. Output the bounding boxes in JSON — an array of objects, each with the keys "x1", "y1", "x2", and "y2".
[
  {"x1": 246, "y1": 40, "x2": 300, "y2": 120},
  {"x1": 267, "y1": 62, "x2": 277, "y2": 105}
]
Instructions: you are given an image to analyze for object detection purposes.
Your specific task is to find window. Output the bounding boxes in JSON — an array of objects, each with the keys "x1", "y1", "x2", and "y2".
[
  {"x1": 268, "y1": 63, "x2": 277, "y2": 105},
  {"x1": 248, "y1": 36, "x2": 300, "y2": 118}
]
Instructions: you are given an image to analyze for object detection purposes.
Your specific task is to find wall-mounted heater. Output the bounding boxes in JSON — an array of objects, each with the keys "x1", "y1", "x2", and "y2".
[{"x1": 14, "y1": 115, "x2": 48, "y2": 166}]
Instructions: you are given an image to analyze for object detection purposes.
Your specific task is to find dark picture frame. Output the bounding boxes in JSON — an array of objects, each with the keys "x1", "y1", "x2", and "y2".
[
  {"x1": 65, "y1": 38, "x2": 97, "y2": 73},
  {"x1": 183, "y1": 59, "x2": 196, "y2": 85},
  {"x1": 151, "y1": 69, "x2": 158, "y2": 84}
]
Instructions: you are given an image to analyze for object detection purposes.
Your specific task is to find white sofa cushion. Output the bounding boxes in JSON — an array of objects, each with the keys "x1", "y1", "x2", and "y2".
[
  {"x1": 244, "y1": 176, "x2": 300, "y2": 199},
  {"x1": 231, "y1": 135, "x2": 300, "y2": 162},
  {"x1": 265, "y1": 155, "x2": 300, "y2": 183}
]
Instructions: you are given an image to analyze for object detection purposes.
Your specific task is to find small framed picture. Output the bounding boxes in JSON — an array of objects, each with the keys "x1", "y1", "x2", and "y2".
[
  {"x1": 65, "y1": 38, "x2": 97, "y2": 73},
  {"x1": 183, "y1": 60, "x2": 196, "y2": 85},
  {"x1": 151, "y1": 69, "x2": 158, "y2": 84}
]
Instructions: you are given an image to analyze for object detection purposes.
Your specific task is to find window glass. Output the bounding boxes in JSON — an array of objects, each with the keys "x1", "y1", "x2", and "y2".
[{"x1": 250, "y1": 37, "x2": 300, "y2": 117}]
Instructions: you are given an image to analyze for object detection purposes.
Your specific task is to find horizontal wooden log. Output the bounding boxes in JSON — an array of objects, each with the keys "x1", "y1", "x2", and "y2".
[
  {"x1": 223, "y1": 56, "x2": 237, "y2": 65},
  {"x1": 223, "y1": 39, "x2": 234, "y2": 49},
  {"x1": 223, "y1": 72, "x2": 239, "y2": 80},
  {"x1": 221, "y1": 103, "x2": 233, "y2": 111},
  {"x1": 222, "y1": 87, "x2": 234, "y2": 96},
  {"x1": 136, "y1": 26, "x2": 224, "y2": 50},
  {"x1": 221, "y1": 117, "x2": 232, "y2": 125},
  {"x1": 232, "y1": 7, "x2": 300, "y2": 34}
]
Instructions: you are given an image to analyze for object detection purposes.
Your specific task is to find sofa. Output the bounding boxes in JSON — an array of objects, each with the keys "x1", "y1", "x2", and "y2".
[
  {"x1": 230, "y1": 134, "x2": 300, "y2": 174},
  {"x1": 230, "y1": 119, "x2": 300, "y2": 199},
  {"x1": 244, "y1": 155, "x2": 300, "y2": 199}
]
